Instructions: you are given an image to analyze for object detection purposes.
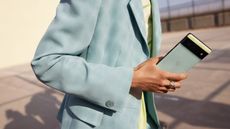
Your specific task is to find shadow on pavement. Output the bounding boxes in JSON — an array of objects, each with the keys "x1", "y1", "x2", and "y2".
[
  {"x1": 155, "y1": 80, "x2": 230, "y2": 129},
  {"x1": 4, "y1": 89, "x2": 61, "y2": 129}
]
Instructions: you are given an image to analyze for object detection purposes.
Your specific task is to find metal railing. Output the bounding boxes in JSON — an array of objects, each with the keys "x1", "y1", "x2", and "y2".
[{"x1": 160, "y1": 0, "x2": 230, "y2": 20}]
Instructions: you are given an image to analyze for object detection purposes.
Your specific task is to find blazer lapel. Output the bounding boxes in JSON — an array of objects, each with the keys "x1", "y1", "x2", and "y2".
[
  {"x1": 144, "y1": 92, "x2": 160, "y2": 128},
  {"x1": 128, "y1": 0, "x2": 148, "y2": 46}
]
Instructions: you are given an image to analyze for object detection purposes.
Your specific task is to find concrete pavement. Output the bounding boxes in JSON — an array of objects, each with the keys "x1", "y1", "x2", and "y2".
[{"x1": 0, "y1": 26, "x2": 229, "y2": 129}]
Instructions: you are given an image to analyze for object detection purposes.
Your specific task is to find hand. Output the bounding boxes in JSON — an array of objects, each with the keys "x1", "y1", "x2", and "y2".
[{"x1": 131, "y1": 57, "x2": 188, "y2": 93}]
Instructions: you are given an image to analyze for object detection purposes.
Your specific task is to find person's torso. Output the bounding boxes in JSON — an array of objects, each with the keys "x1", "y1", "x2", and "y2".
[
  {"x1": 79, "y1": 0, "x2": 149, "y2": 68},
  {"x1": 58, "y1": 0, "x2": 160, "y2": 129}
]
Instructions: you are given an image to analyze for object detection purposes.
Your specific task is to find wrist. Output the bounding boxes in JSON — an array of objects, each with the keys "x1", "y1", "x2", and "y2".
[{"x1": 131, "y1": 69, "x2": 141, "y2": 88}]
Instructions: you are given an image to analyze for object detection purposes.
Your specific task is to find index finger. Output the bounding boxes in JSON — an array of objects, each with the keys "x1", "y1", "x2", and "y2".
[{"x1": 163, "y1": 71, "x2": 188, "y2": 81}]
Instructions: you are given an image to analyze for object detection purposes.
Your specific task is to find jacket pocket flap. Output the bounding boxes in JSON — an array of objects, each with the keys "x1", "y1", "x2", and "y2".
[{"x1": 67, "y1": 96, "x2": 104, "y2": 127}]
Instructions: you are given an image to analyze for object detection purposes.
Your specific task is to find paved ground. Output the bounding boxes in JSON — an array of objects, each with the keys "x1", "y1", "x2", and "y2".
[{"x1": 0, "y1": 26, "x2": 229, "y2": 129}]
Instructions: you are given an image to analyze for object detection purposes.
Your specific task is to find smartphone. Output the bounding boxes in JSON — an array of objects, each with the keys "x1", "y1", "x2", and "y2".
[{"x1": 157, "y1": 33, "x2": 212, "y2": 73}]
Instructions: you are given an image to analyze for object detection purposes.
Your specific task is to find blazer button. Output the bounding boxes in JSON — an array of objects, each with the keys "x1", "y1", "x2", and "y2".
[{"x1": 105, "y1": 100, "x2": 114, "y2": 107}]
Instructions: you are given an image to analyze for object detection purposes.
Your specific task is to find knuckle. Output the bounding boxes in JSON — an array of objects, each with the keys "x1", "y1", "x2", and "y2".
[
  {"x1": 160, "y1": 71, "x2": 167, "y2": 77},
  {"x1": 152, "y1": 65, "x2": 157, "y2": 70},
  {"x1": 161, "y1": 87, "x2": 167, "y2": 91},
  {"x1": 158, "y1": 80, "x2": 165, "y2": 87},
  {"x1": 158, "y1": 87, "x2": 163, "y2": 90},
  {"x1": 164, "y1": 80, "x2": 170, "y2": 86},
  {"x1": 156, "y1": 86, "x2": 161, "y2": 90}
]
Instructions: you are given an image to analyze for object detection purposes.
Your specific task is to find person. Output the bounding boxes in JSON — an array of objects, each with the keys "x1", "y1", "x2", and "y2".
[{"x1": 31, "y1": 0, "x2": 187, "y2": 129}]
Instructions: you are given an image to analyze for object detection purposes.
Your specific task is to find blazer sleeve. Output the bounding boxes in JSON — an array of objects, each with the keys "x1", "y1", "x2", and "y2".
[{"x1": 31, "y1": 0, "x2": 133, "y2": 111}]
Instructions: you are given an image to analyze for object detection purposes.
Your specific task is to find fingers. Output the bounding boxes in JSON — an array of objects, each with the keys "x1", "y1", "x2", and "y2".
[
  {"x1": 162, "y1": 71, "x2": 187, "y2": 81},
  {"x1": 147, "y1": 80, "x2": 181, "y2": 93},
  {"x1": 159, "y1": 80, "x2": 181, "y2": 88},
  {"x1": 155, "y1": 90, "x2": 168, "y2": 94},
  {"x1": 157, "y1": 80, "x2": 181, "y2": 93},
  {"x1": 135, "y1": 57, "x2": 161, "y2": 70},
  {"x1": 156, "y1": 68, "x2": 187, "y2": 93},
  {"x1": 165, "y1": 80, "x2": 182, "y2": 89},
  {"x1": 142, "y1": 80, "x2": 183, "y2": 94},
  {"x1": 168, "y1": 88, "x2": 176, "y2": 92},
  {"x1": 132, "y1": 56, "x2": 188, "y2": 94},
  {"x1": 135, "y1": 56, "x2": 163, "y2": 70}
]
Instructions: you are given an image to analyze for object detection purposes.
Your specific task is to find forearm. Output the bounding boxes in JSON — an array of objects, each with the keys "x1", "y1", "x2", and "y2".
[{"x1": 32, "y1": 54, "x2": 133, "y2": 111}]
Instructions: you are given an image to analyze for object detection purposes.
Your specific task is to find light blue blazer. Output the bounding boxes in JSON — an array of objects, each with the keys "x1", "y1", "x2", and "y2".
[{"x1": 31, "y1": 0, "x2": 162, "y2": 129}]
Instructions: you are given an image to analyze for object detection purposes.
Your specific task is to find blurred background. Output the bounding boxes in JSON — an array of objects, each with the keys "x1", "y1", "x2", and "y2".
[
  {"x1": 159, "y1": 0, "x2": 230, "y2": 32},
  {"x1": 0, "y1": 0, "x2": 229, "y2": 129}
]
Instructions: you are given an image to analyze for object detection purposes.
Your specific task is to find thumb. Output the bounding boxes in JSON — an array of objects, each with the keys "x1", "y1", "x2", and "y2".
[{"x1": 149, "y1": 56, "x2": 161, "y2": 65}]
